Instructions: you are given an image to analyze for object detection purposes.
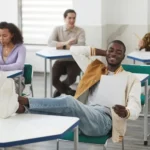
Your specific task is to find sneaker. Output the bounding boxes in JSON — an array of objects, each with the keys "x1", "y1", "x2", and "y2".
[
  {"x1": 53, "y1": 90, "x2": 61, "y2": 98},
  {"x1": 66, "y1": 89, "x2": 76, "y2": 96}
]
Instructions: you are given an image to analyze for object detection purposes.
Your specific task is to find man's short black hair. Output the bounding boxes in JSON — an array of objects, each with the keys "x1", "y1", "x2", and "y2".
[
  {"x1": 109, "y1": 40, "x2": 126, "y2": 53},
  {"x1": 63, "y1": 9, "x2": 76, "y2": 18}
]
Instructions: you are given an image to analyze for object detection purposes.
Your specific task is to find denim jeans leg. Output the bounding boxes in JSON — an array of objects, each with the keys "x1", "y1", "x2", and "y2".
[{"x1": 28, "y1": 95, "x2": 112, "y2": 136}]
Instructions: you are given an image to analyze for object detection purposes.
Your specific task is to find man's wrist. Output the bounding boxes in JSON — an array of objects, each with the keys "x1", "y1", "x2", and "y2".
[
  {"x1": 125, "y1": 108, "x2": 130, "y2": 119},
  {"x1": 63, "y1": 45, "x2": 66, "y2": 49}
]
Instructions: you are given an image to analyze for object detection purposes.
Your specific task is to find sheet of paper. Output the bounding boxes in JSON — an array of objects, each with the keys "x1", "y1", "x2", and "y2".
[{"x1": 93, "y1": 73, "x2": 127, "y2": 108}]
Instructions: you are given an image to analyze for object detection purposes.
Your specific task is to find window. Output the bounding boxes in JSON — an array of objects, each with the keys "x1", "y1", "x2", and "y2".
[{"x1": 21, "y1": 0, "x2": 73, "y2": 45}]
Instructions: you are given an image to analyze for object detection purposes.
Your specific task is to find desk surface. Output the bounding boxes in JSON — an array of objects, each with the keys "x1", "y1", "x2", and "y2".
[
  {"x1": 127, "y1": 51, "x2": 150, "y2": 62},
  {"x1": 4, "y1": 70, "x2": 23, "y2": 78},
  {"x1": 0, "y1": 114, "x2": 79, "y2": 147},
  {"x1": 36, "y1": 47, "x2": 72, "y2": 59},
  {"x1": 134, "y1": 73, "x2": 149, "y2": 83}
]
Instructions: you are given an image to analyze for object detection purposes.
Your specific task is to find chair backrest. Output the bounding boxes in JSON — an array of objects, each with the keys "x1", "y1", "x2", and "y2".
[
  {"x1": 23, "y1": 64, "x2": 33, "y2": 84},
  {"x1": 122, "y1": 64, "x2": 150, "y2": 85}
]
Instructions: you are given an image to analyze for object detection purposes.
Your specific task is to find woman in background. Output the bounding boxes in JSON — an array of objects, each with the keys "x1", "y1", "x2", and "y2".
[
  {"x1": 138, "y1": 32, "x2": 150, "y2": 51},
  {"x1": 0, "y1": 22, "x2": 26, "y2": 94}
]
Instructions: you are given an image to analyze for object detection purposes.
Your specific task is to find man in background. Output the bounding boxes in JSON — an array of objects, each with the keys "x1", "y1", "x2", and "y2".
[{"x1": 48, "y1": 9, "x2": 85, "y2": 97}]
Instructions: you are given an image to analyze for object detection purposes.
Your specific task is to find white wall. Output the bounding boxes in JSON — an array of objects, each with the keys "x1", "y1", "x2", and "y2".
[
  {"x1": 73, "y1": 0, "x2": 102, "y2": 25},
  {"x1": 0, "y1": 0, "x2": 18, "y2": 25},
  {"x1": 102, "y1": 0, "x2": 148, "y2": 25},
  {"x1": 0, "y1": 0, "x2": 149, "y2": 71},
  {"x1": 100, "y1": 0, "x2": 149, "y2": 65},
  {"x1": 148, "y1": 0, "x2": 150, "y2": 24},
  {"x1": 73, "y1": 0, "x2": 103, "y2": 49}
]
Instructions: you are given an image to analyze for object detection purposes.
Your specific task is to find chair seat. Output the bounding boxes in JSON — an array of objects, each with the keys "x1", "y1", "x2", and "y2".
[
  {"x1": 61, "y1": 131, "x2": 111, "y2": 144},
  {"x1": 141, "y1": 94, "x2": 145, "y2": 105}
]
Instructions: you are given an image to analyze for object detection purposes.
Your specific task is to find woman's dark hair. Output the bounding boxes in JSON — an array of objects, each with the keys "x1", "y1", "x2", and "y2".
[
  {"x1": 63, "y1": 9, "x2": 76, "y2": 18},
  {"x1": 0, "y1": 22, "x2": 23, "y2": 44}
]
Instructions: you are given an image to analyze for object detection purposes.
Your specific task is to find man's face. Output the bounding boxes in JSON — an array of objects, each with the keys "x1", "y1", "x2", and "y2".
[
  {"x1": 64, "y1": 13, "x2": 76, "y2": 28},
  {"x1": 106, "y1": 42, "x2": 125, "y2": 66}
]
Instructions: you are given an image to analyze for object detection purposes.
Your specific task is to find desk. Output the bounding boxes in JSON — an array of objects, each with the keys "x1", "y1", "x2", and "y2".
[
  {"x1": 6, "y1": 70, "x2": 23, "y2": 78},
  {"x1": 4, "y1": 70, "x2": 23, "y2": 96},
  {"x1": 127, "y1": 51, "x2": 150, "y2": 64},
  {"x1": 134, "y1": 73, "x2": 149, "y2": 145},
  {"x1": 36, "y1": 47, "x2": 72, "y2": 97},
  {"x1": 0, "y1": 114, "x2": 79, "y2": 150}
]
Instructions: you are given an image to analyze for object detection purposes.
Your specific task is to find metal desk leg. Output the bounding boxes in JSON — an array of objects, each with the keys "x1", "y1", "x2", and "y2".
[
  {"x1": 49, "y1": 59, "x2": 52, "y2": 97},
  {"x1": 19, "y1": 76, "x2": 21, "y2": 96},
  {"x1": 74, "y1": 126, "x2": 78, "y2": 150},
  {"x1": 144, "y1": 79, "x2": 148, "y2": 145},
  {"x1": 44, "y1": 59, "x2": 47, "y2": 98},
  {"x1": 79, "y1": 71, "x2": 83, "y2": 80}
]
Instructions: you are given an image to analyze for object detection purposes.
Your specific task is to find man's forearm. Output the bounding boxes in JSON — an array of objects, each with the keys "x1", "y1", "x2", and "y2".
[
  {"x1": 91, "y1": 48, "x2": 106, "y2": 56},
  {"x1": 56, "y1": 42, "x2": 70, "y2": 50},
  {"x1": 56, "y1": 42, "x2": 66, "y2": 49},
  {"x1": 96, "y1": 48, "x2": 106, "y2": 56}
]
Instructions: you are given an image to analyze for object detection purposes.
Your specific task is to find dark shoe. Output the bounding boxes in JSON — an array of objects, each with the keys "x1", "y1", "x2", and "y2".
[
  {"x1": 66, "y1": 89, "x2": 76, "y2": 96},
  {"x1": 53, "y1": 90, "x2": 61, "y2": 98}
]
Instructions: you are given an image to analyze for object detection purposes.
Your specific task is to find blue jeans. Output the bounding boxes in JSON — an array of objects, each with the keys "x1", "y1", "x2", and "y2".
[{"x1": 28, "y1": 95, "x2": 112, "y2": 136}]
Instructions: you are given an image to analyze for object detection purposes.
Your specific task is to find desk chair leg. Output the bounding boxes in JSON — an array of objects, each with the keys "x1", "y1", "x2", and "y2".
[
  {"x1": 79, "y1": 71, "x2": 83, "y2": 80},
  {"x1": 74, "y1": 126, "x2": 78, "y2": 150},
  {"x1": 56, "y1": 139, "x2": 60, "y2": 150},
  {"x1": 18, "y1": 76, "x2": 22, "y2": 96},
  {"x1": 144, "y1": 80, "x2": 148, "y2": 145},
  {"x1": 30, "y1": 84, "x2": 34, "y2": 97},
  {"x1": 122, "y1": 138, "x2": 124, "y2": 150},
  {"x1": 103, "y1": 141, "x2": 108, "y2": 150},
  {"x1": 49, "y1": 59, "x2": 53, "y2": 97},
  {"x1": 44, "y1": 58, "x2": 47, "y2": 98}
]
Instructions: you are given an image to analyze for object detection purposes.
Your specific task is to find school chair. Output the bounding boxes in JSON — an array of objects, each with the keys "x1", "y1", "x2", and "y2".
[
  {"x1": 23, "y1": 64, "x2": 34, "y2": 97},
  {"x1": 122, "y1": 64, "x2": 150, "y2": 145},
  {"x1": 57, "y1": 130, "x2": 124, "y2": 150}
]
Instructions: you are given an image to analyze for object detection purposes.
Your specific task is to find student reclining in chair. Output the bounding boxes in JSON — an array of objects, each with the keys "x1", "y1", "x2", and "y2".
[{"x1": 12, "y1": 40, "x2": 141, "y2": 142}]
